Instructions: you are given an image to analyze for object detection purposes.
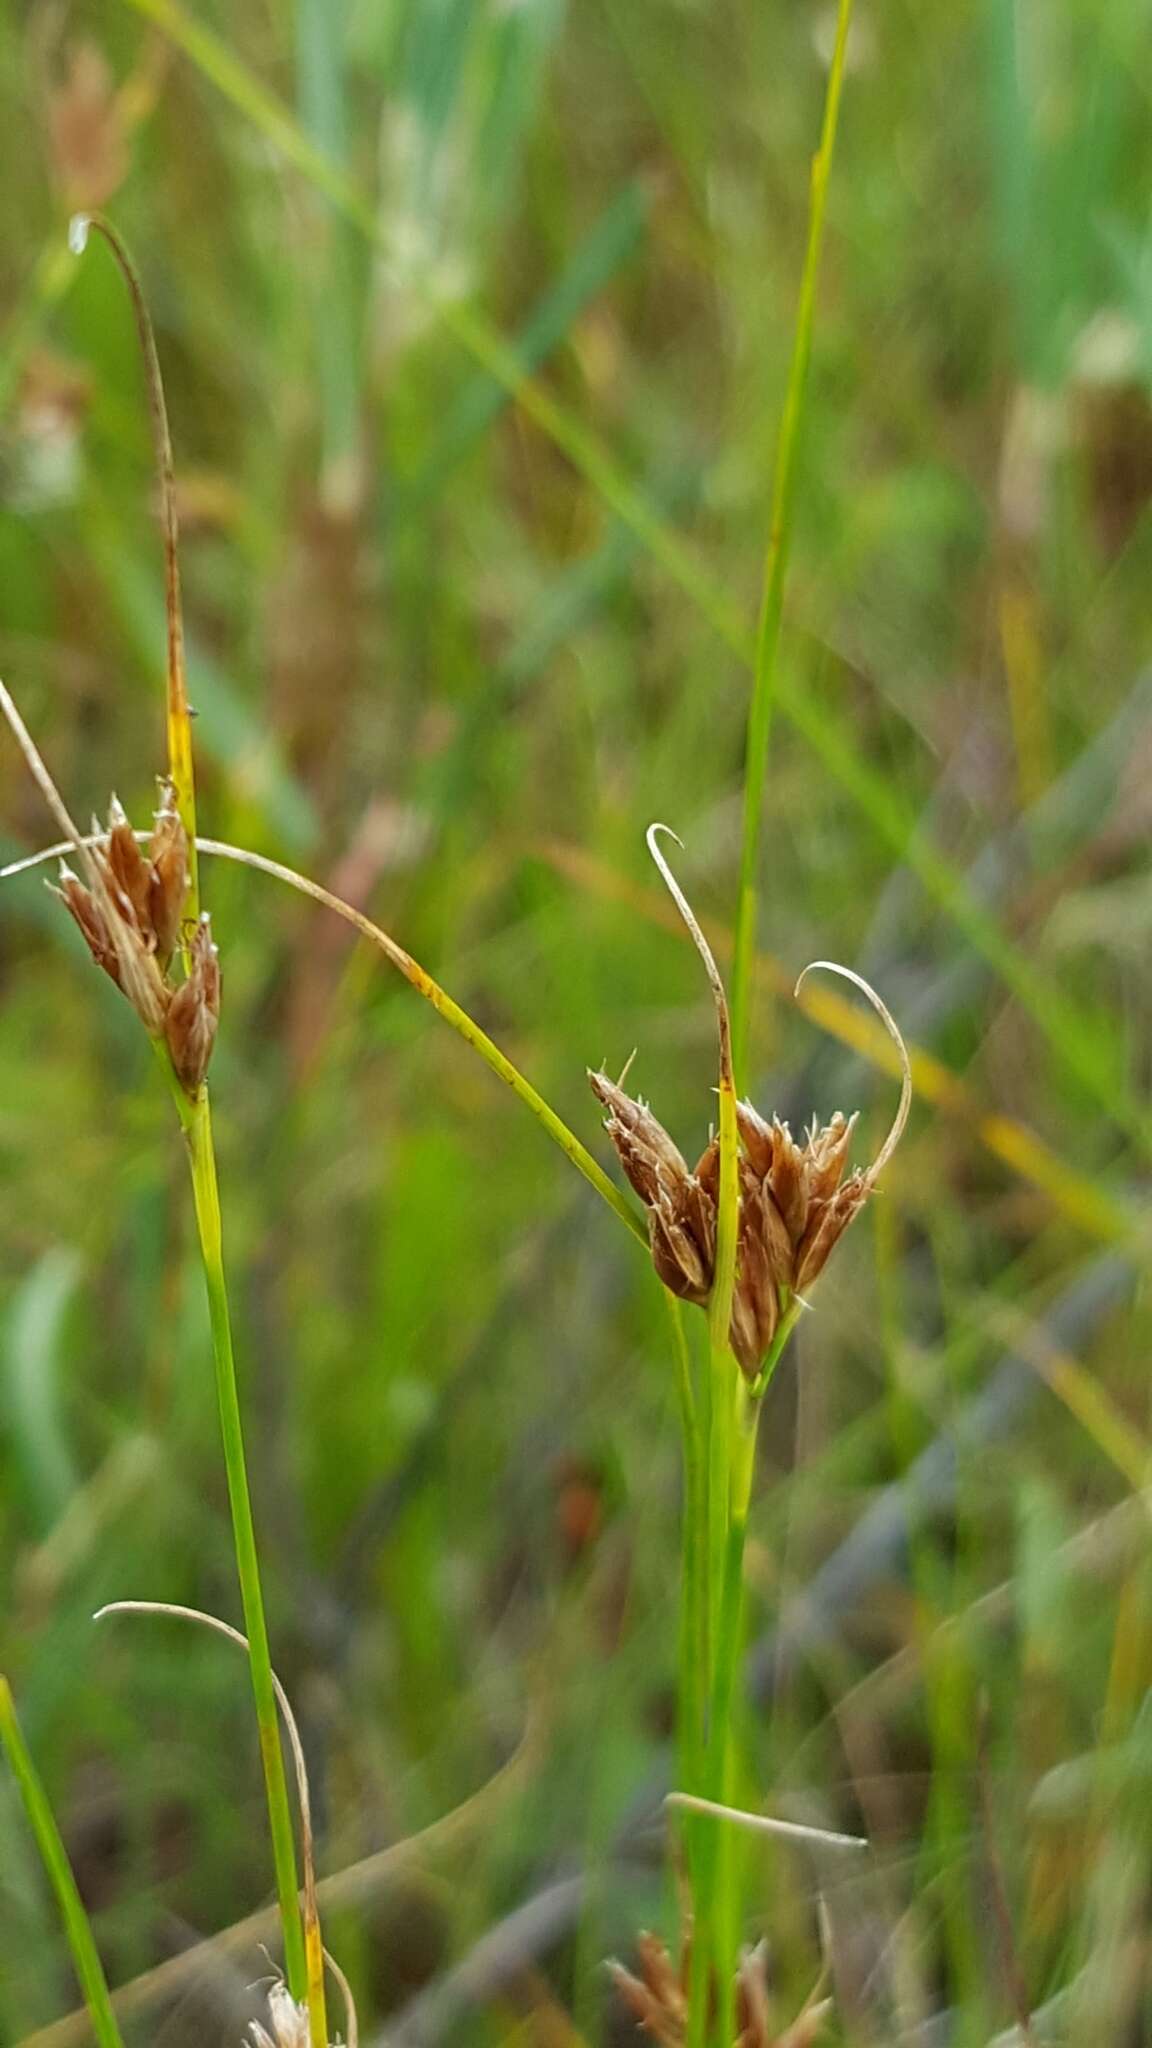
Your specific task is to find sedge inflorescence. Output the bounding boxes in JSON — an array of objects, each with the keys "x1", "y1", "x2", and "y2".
[
  {"x1": 52, "y1": 787, "x2": 219, "y2": 1094},
  {"x1": 589, "y1": 1073, "x2": 872, "y2": 1380}
]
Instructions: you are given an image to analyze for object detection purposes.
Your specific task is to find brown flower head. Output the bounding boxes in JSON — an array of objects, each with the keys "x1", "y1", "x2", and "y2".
[
  {"x1": 591, "y1": 835, "x2": 910, "y2": 1385},
  {"x1": 0, "y1": 707, "x2": 220, "y2": 1100},
  {"x1": 51, "y1": 792, "x2": 221, "y2": 1095}
]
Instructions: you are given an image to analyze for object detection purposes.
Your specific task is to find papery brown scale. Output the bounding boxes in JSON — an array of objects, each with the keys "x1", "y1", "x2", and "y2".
[
  {"x1": 148, "y1": 792, "x2": 188, "y2": 965},
  {"x1": 804, "y1": 1111, "x2": 857, "y2": 1204},
  {"x1": 589, "y1": 1072, "x2": 692, "y2": 1205},
  {"x1": 735, "y1": 1099, "x2": 775, "y2": 1180},
  {"x1": 766, "y1": 1119, "x2": 810, "y2": 1241},
  {"x1": 53, "y1": 869, "x2": 123, "y2": 987},
  {"x1": 733, "y1": 1185, "x2": 786, "y2": 1373},
  {"x1": 693, "y1": 1133, "x2": 719, "y2": 1201},
  {"x1": 650, "y1": 1201, "x2": 712, "y2": 1302},
  {"x1": 165, "y1": 915, "x2": 220, "y2": 1094},
  {"x1": 113, "y1": 934, "x2": 169, "y2": 1037},
  {"x1": 105, "y1": 797, "x2": 154, "y2": 938},
  {"x1": 794, "y1": 1172, "x2": 868, "y2": 1290}
]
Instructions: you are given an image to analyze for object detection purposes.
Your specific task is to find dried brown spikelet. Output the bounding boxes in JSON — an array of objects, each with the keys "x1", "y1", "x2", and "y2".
[
  {"x1": 148, "y1": 783, "x2": 188, "y2": 965},
  {"x1": 48, "y1": 790, "x2": 214, "y2": 1091},
  {"x1": 591, "y1": 970, "x2": 909, "y2": 1384},
  {"x1": 165, "y1": 913, "x2": 220, "y2": 1094},
  {"x1": 52, "y1": 862, "x2": 124, "y2": 988}
]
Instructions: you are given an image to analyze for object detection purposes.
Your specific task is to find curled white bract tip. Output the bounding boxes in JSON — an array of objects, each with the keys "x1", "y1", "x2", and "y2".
[
  {"x1": 645, "y1": 822, "x2": 732, "y2": 1077},
  {"x1": 68, "y1": 214, "x2": 91, "y2": 256},
  {"x1": 794, "y1": 958, "x2": 911, "y2": 1183}
]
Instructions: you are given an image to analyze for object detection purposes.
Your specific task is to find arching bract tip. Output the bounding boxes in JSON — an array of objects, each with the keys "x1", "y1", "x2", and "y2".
[
  {"x1": 646, "y1": 820, "x2": 684, "y2": 855},
  {"x1": 645, "y1": 820, "x2": 732, "y2": 1078},
  {"x1": 794, "y1": 958, "x2": 911, "y2": 1183},
  {"x1": 68, "y1": 214, "x2": 91, "y2": 256}
]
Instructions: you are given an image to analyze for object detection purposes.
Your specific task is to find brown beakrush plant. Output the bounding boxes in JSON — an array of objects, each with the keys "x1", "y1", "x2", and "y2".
[{"x1": 587, "y1": 825, "x2": 909, "y2": 2048}]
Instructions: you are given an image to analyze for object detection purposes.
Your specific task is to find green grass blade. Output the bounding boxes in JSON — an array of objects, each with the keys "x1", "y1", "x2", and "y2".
[{"x1": 0, "y1": 1679, "x2": 126, "y2": 2048}]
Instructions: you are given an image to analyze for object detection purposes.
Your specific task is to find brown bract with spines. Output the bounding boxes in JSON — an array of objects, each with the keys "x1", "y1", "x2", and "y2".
[
  {"x1": 589, "y1": 1071, "x2": 875, "y2": 1380},
  {"x1": 51, "y1": 789, "x2": 220, "y2": 1095}
]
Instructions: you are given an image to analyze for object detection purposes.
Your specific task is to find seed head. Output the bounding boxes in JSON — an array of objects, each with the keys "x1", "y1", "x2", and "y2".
[
  {"x1": 247, "y1": 1983, "x2": 311, "y2": 2048},
  {"x1": 591, "y1": 963, "x2": 910, "y2": 1383},
  {"x1": 610, "y1": 1930, "x2": 827, "y2": 2047},
  {"x1": 43, "y1": 788, "x2": 214, "y2": 1085},
  {"x1": 148, "y1": 782, "x2": 189, "y2": 965}
]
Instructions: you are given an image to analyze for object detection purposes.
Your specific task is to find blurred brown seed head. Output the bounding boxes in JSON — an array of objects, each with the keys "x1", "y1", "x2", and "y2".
[{"x1": 610, "y1": 1930, "x2": 827, "y2": 2047}]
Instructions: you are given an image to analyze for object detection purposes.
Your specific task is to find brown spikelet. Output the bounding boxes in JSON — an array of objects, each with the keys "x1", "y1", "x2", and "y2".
[
  {"x1": 608, "y1": 1931, "x2": 828, "y2": 2048},
  {"x1": 591, "y1": 968, "x2": 909, "y2": 1382},
  {"x1": 105, "y1": 794, "x2": 154, "y2": 936},
  {"x1": 589, "y1": 1072, "x2": 713, "y2": 1303},
  {"x1": 148, "y1": 784, "x2": 188, "y2": 964},
  {"x1": 591, "y1": 1065, "x2": 883, "y2": 1378},
  {"x1": 52, "y1": 865, "x2": 123, "y2": 988},
  {"x1": 165, "y1": 914, "x2": 220, "y2": 1095}
]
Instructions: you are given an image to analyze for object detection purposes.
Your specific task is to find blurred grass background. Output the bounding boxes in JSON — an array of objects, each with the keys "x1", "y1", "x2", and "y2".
[{"x1": 3, "y1": 0, "x2": 1152, "y2": 2041}]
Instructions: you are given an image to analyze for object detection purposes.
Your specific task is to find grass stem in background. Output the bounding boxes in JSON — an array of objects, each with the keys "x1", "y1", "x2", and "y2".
[
  {"x1": 730, "y1": 0, "x2": 855, "y2": 1092},
  {"x1": 0, "y1": 1679, "x2": 126, "y2": 2048}
]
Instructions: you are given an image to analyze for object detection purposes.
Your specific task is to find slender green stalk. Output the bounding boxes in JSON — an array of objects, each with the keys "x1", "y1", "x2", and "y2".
[
  {"x1": 667, "y1": 1297, "x2": 706, "y2": 1798},
  {"x1": 643, "y1": 823, "x2": 741, "y2": 2048},
  {"x1": 730, "y1": 0, "x2": 856, "y2": 1091},
  {"x1": 0, "y1": 1678, "x2": 126, "y2": 2048},
  {"x1": 174, "y1": 1088, "x2": 309, "y2": 2008},
  {"x1": 706, "y1": 1388, "x2": 761, "y2": 2048}
]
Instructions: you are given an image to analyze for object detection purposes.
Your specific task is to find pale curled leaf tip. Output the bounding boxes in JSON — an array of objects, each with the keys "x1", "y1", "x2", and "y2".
[
  {"x1": 68, "y1": 213, "x2": 91, "y2": 255},
  {"x1": 793, "y1": 959, "x2": 911, "y2": 1184},
  {"x1": 645, "y1": 822, "x2": 732, "y2": 1084}
]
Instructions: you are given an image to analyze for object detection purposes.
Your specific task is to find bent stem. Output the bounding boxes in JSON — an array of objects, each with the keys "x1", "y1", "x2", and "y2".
[
  {"x1": 0, "y1": 1678, "x2": 126, "y2": 2048},
  {"x1": 173, "y1": 1084, "x2": 309, "y2": 2009}
]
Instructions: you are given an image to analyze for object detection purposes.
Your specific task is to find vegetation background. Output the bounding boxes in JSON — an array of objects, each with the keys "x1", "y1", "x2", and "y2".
[{"x1": 3, "y1": 0, "x2": 1152, "y2": 2041}]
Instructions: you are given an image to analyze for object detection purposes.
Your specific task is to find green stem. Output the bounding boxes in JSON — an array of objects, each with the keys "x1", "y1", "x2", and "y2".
[
  {"x1": 706, "y1": 1388, "x2": 762, "y2": 2048},
  {"x1": 729, "y1": 0, "x2": 856, "y2": 1091},
  {"x1": 177, "y1": 1090, "x2": 308, "y2": 2007},
  {"x1": 0, "y1": 1677, "x2": 126, "y2": 2048},
  {"x1": 668, "y1": 1298, "x2": 707, "y2": 1802}
]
